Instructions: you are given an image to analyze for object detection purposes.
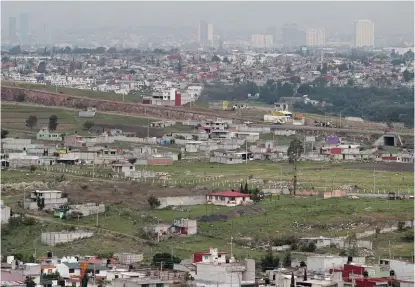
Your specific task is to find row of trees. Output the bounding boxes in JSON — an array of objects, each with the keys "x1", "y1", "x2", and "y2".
[
  {"x1": 239, "y1": 182, "x2": 265, "y2": 202},
  {"x1": 202, "y1": 81, "x2": 414, "y2": 127}
]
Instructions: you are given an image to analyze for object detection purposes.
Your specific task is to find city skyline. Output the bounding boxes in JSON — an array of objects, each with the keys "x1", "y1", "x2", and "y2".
[{"x1": 1, "y1": 1, "x2": 413, "y2": 38}]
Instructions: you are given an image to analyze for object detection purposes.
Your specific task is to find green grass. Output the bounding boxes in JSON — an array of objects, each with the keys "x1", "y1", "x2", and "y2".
[
  {"x1": 9, "y1": 196, "x2": 411, "y2": 262},
  {"x1": 0, "y1": 103, "x2": 174, "y2": 137},
  {"x1": 142, "y1": 160, "x2": 414, "y2": 193},
  {"x1": 2, "y1": 81, "x2": 142, "y2": 102},
  {"x1": 371, "y1": 229, "x2": 414, "y2": 259}
]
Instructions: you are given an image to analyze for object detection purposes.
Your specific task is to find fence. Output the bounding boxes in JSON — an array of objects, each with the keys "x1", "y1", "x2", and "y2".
[{"x1": 41, "y1": 230, "x2": 94, "y2": 246}]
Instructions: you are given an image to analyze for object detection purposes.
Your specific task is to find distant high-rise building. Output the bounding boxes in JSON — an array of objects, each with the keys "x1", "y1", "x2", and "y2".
[
  {"x1": 265, "y1": 35, "x2": 274, "y2": 48},
  {"x1": 251, "y1": 34, "x2": 265, "y2": 47},
  {"x1": 8, "y1": 17, "x2": 17, "y2": 41},
  {"x1": 281, "y1": 23, "x2": 304, "y2": 47},
  {"x1": 354, "y1": 19, "x2": 374, "y2": 48},
  {"x1": 20, "y1": 13, "x2": 29, "y2": 45},
  {"x1": 198, "y1": 20, "x2": 209, "y2": 46},
  {"x1": 208, "y1": 24, "x2": 214, "y2": 45},
  {"x1": 306, "y1": 28, "x2": 326, "y2": 47},
  {"x1": 266, "y1": 26, "x2": 277, "y2": 43}
]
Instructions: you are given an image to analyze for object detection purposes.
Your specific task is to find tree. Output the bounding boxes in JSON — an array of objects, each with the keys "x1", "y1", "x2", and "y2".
[
  {"x1": 251, "y1": 188, "x2": 264, "y2": 202},
  {"x1": 29, "y1": 165, "x2": 37, "y2": 173},
  {"x1": 290, "y1": 272, "x2": 295, "y2": 287},
  {"x1": 397, "y1": 221, "x2": 406, "y2": 231},
  {"x1": 223, "y1": 57, "x2": 230, "y2": 64},
  {"x1": 244, "y1": 182, "x2": 249, "y2": 194},
  {"x1": 403, "y1": 70, "x2": 414, "y2": 82},
  {"x1": 83, "y1": 120, "x2": 94, "y2": 130},
  {"x1": 148, "y1": 195, "x2": 161, "y2": 209},
  {"x1": 177, "y1": 60, "x2": 182, "y2": 73},
  {"x1": 128, "y1": 158, "x2": 137, "y2": 165},
  {"x1": 37, "y1": 61, "x2": 46, "y2": 73},
  {"x1": 211, "y1": 55, "x2": 221, "y2": 62},
  {"x1": 283, "y1": 252, "x2": 292, "y2": 267},
  {"x1": 48, "y1": 115, "x2": 58, "y2": 131},
  {"x1": 24, "y1": 276, "x2": 36, "y2": 287},
  {"x1": 1, "y1": 129, "x2": 9, "y2": 139},
  {"x1": 25, "y1": 115, "x2": 38, "y2": 129},
  {"x1": 10, "y1": 45, "x2": 21, "y2": 55},
  {"x1": 178, "y1": 152, "x2": 182, "y2": 160},
  {"x1": 151, "y1": 253, "x2": 181, "y2": 270},
  {"x1": 260, "y1": 249, "x2": 280, "y2": 272},
  {"x1": 16, "y1": 93, "x2": 26, "y2": 102},
  {"x1": 287, "y1": 139, "x2": 303, "y2": 196}
]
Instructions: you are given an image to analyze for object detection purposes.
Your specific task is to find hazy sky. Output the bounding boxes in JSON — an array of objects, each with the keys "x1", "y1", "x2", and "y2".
[{"x1": 2, "y1": 1, "x2": 414, "y2": 36}]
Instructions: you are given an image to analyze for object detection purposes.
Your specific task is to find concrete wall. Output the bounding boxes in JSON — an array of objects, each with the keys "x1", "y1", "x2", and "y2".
[
  {"x1": 69, "y1": 203, "x2": 105, "y2": 216},
  {"x1": 41, "y1": 230, "x2": 94, "y2": 246},
  {"x1": 113, "y1": 253, "x2": 144, "y2": 264},
  {"x1": 307, "y1": 256, "x2": 366, "y2": 272},
  {"x1": 1, "y1": 201, "x2": 11, "y2": 224},
  {"x1": 158, "y1": 195, "x2": 206, "y2": 209},
  {"x1": 390, "y1": 260, "x2": 414, "y2": 281}
]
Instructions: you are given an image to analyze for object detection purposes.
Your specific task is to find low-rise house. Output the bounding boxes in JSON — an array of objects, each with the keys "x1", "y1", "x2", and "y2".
[
  {"x1": 210, "y1": 150, "x2": 246, "y2": 164},
  {"x1": 172, "y1": 218, "x2": 198, "y2": 235},
  {"x1": 37, "y1": 128, "x2": 63, "y2": 142},
  {"x1": 24, "y1": 190, "x2": 68, "y2": 210},
  {"x1": 207, "y1": 190, "x2": 252, "y2": 206}
]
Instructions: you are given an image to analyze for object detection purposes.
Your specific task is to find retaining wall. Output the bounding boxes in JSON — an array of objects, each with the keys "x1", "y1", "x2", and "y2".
[
  {"x1": 41, "y1": 230, "x2": 94, "y2": 246},
  {"x1": 158, "y1": 195, "x2": 206, "y2": 209}
]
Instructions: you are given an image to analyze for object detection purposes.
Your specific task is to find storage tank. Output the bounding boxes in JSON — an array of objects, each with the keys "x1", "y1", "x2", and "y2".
[{"x1": 6, "y1": 256, "x2": 14, "y2": 264}]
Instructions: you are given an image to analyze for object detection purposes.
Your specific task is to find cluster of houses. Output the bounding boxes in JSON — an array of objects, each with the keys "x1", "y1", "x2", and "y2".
[{"x1": 1, "y1": 248, "x2": 413, "y2": 287}]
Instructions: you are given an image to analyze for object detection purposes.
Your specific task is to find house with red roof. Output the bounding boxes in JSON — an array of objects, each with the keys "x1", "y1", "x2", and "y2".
[{"x1": 207, "y1": 190, "x2": 251, "y2": 206}]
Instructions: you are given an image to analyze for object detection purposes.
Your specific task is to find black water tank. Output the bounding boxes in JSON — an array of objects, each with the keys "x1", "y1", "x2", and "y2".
[{"x1": 47, "y1": 251, "x2": 53, "y2": 258}]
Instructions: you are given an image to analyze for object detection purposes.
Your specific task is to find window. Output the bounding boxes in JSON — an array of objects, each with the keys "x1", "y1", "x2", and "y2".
[
  {"x1": 204, "y1": 255, "x2": 209, "y2": 260},
  {"x1": 72, "y1": 283, "x2": 76, "y2": 287},
  {"x1": 69, "y1": 269, "x2": 75, "y2": 274},
  {"x1": 95, "y1": 270, "x2": 100, "y2": 274},
  {"x1": 115, "y1": 275, "x2": 119, "y2": 279}
]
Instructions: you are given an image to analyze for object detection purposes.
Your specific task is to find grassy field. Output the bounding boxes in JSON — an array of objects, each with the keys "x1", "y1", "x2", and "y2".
[
  {"x1": 1, "y1": 103, "x2": 188, "y2": 137},
  {"x1": 3, "y1": 196, "x2": 412, "y2": 262},
  {"x1": 2, "y1": 81, "x2": 142, "y2": 102},
  {"x1": 142, "y1": 160, "x2": 414, "y2": 194}
]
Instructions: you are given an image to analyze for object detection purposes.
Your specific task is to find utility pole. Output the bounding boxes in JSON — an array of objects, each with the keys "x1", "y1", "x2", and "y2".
[
  {"x1": 373, "y1": 169, "x2": 376, "y2": 193},
  {"x1": 92, "y1": 162, "x2": 95, "y2": 178},
  {"x1": 96, "y1": 212, "x2": 99, "y2": 227},
  {"x1": 388, "y1": 240, "x2": 391, "y2": 259},
  {"x1": 339, "y1": 112, "x2": 342, "y2": 128},
  {"x1": 147, "y1": 119, "x2": 150, "y2": 138},
  {"x1": 245, "y1": 140, "x2": 248, "y2": 164},
  {"x1": 230, "y1": 236, "x2": 233, "y2": 258}
]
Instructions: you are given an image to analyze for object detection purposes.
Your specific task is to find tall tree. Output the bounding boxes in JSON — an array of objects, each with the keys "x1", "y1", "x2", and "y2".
[
  {"x1": 244, "y1": 181, "x2": 249, "y2": 194},
  {"x1": 1, "y1": 129, "x2": 9, "y2": 139},
  {"x1": 290, "y1": 272, "x2": 295, "y2": 287},
  {"x1": 287, "y1": 139, "x2": 304, "y2": 195},
  {"x1": 48, "y1": 115, "x2": 58, "y2": 131},
  {"x1": 25, "y1": 115, "x2": 38, "y2": 129}
]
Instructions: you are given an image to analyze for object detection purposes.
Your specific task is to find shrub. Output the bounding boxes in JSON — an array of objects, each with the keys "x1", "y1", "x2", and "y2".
[
  {"x1": 148, "y1": 195, "x2": 161, "y2": 209},
  {"x1": 16, "y1": 93, "x2": 26, "y2": 102}
]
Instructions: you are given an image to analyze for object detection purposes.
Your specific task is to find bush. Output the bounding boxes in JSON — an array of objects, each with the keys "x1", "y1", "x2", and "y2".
[
  {"x1": 29, "y1": 165, "x2": 37, "y2": 173},
  {"x1": 402, "y1": 231, "x2": 414, "y2": 242},
  {"x1": 16, "y1": 93, "x2": 26, "y2": 102},
  {"x1": 83, "y1": 120, "x2": 94, "y2": 130},
  {"x1": 148, "y1": 195, "x2": 161, "y2": 209},
  {"x1": 397, "y1": 221, "x2": 406, "y2": 232},
  {"x1": 300, "y1": 241, "x2": 317, "y2": 252}
]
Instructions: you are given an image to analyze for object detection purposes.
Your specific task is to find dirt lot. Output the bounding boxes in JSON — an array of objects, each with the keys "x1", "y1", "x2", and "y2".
[{"x1": 56, "y1": 180, "x2": 206, "y2": 209}]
